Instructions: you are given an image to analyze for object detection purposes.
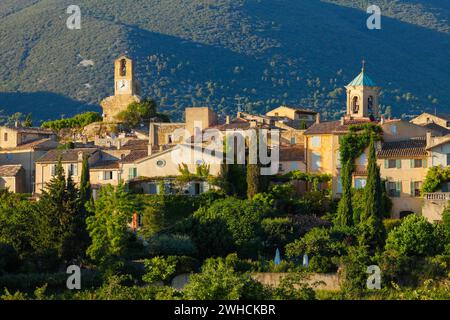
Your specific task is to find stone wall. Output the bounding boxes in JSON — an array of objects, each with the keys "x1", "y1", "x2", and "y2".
[
  {"x1": 422, "y1": 193, "x2": 449, "y2": 222},
  {"x1": 170, "y1": 272, "x2": 340, "y2": 291}
]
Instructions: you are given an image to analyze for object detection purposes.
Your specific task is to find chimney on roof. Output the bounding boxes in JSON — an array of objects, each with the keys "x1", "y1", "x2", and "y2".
[
  {"x1": 78, "y1": 151, "x2": 84, "y2": 162},
  {"x1": 226, "y1": 116, "x2": 231, "y2": 125},
  {"x1": 14, "y1": 120, "x2": 20, "y2": 128},
  {"x1": 117, "y1": 139, "x2": 122, "y2": 150},
  {"x1": 340, "y1": 117, "x2": 345, "y2": 126},
  {"x1": 315, "y1": 113, "x2": 320, "y2": 124},
  {"x1": 380, "y1": 115, "x2": 385, "y2": 125},
  {"x1": 426, "y1": 131, "x2": 432, "y2": 148}
]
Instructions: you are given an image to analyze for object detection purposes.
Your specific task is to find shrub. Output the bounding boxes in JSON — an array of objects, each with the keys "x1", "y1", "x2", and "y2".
[
  {"x1": 147, "y1": 234, "x2": 196, "y2": 256},
  {"x1": 385, "y1": 215, "x2": 438, "y2": 256},
  {"x1": 339, "y1": 245, "x2": 373, "y2": 293},
  {"x1": 192, "y1": 197, "x2": 270, "y2": 258},
  {"x1": 271, "y1": 272, "x2": 317, "y2": 300},
  {"x1": 261, "y1": 217, "x2": 298, "y2": 255},
  {"x1": 41, "y1": 112, "x2": 102, "y2": 130},
  {"x1": 140, "y1": 195, "x2": 200, "y2": 237},
  {"x1": 383, "y1": 219, "x2": 402, "y2": 233},
  {"x1": 285, "y1": 228, "x2": 334, "y2": 260},
  {"x1": 143, "y1": 257, "x2": 177, "y2": 284},
  {"x1": 183, "y1": 257, "x2": 270, "y2": 300}
]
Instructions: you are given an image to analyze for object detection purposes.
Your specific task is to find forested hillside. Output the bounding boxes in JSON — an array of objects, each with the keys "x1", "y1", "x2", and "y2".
[{"x1": 0, "y1": 0, "x2": 448, "y2": 122}]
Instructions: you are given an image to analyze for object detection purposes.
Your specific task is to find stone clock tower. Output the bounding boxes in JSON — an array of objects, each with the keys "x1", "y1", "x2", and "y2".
[{"x1": 101, "y1": 55, "x2": 141, "y2": 123}]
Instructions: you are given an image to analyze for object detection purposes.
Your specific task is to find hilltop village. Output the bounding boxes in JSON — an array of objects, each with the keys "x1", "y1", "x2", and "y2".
[
  {"x1": 1, "y1": 55, "x2": 449, "y2": 221},
  {"x1": 1, "y1": 55, "x2": 450, "y2": 300}
]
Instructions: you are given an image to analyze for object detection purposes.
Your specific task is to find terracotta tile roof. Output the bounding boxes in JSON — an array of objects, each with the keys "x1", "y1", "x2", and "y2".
[
  {"x1": 304, "y1": 120, "x2": 341, "y2": 135},
  {"x1": 0, "y1": 138, "x2": 59, "y2": 151},
  {"x1": 377, "y1": 139, "x2": 428, "y2": 159},
  {"x1": 121, "y1": 150, "x2": 149, "y2": 163},
  {"x1": 121, "y1": 139, "x2": 149, "y2": 150},
  {"x1": 37, "y1": 148, "x2": 99, "y2": 163},
  {"x1": 91, "y1": 160, "x2": 120, "y2": 170},
  {"x1": 279, "y1": 144, "x2": 305, "y2": 162},
  {"x1": 4, "y1": 126, "x2": 54, "y2": 135},
  {"x1": 304, "y1": 118, "x2": 374, "y2": 135},
  {"x1": 0, "y1": 165, "x2": 23, "y2": 177},
  {"x1": 419, "y1": 122, "x2": 450, "y2": 136}
]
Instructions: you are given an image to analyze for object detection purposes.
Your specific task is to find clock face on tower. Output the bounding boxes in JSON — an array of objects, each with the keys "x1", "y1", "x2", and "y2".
[{"x1": 116, "y1": 79, "x2": 130, "y2": 93}]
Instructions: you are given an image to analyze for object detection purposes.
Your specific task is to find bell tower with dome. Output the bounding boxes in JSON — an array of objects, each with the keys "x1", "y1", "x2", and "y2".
[
  {"x1": 345, "y1": 62, "x2": 381, "y2": 120},
  {"x1": 101, "y1": 55, "x2": 141, "y2": 123}
]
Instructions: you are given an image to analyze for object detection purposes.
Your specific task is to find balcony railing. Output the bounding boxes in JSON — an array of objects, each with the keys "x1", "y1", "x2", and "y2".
[{"x1": 424, "y1": 193, "x2": 450, "y2": 201}]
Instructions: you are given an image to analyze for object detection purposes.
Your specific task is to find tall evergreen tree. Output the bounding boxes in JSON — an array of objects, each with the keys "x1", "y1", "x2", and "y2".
[
  {"x1": 335, "y1": 160, "x2": 354, "y2": 227},
  {"x1": 359, "y1": 137, "x2": 386, "y2": 251},
  {"x1": 246, "y1": 163, "x2": 261, "y2": 199}
]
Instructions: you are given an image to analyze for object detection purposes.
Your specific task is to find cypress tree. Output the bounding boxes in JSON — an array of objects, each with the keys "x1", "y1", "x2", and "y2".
[
  {"x1": 77, "y1": 156, "x2": 93, "y2": 258},
  {"x1": 79, "y1": 156, "x2": 92, "y2": 207},
  {"x1": 246, "y1": 163, "x2": 261, "y2": 199},
  {"x1": 335, "y1": 160, "x2": 354, "y2": 227},
  {"x1": 359, "y1": 136, "x2": 386, "y2": 251}
]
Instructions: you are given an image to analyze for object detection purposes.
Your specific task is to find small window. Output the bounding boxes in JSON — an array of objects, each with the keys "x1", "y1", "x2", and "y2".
[
  {"x1": 386, "y1": 159, "x2": 400, "y2": 169},
  {"x1": 312, "y1": 152, "x2": 321, "y2": 171},
  {"x1": 391, "y1": 125, "x2": 397, "y2": 135},
  {"x1": 352, "y1": 96, "x2": 359, "y2": 113},
  {"x1": 68, "y1": 163, "x2": 78, "y2": 176},
  {"x1": 354, "y1": 178, "x2": 367, "y2": 189},
  {"x1": 447, "y1": 154, "x2": 450, "y2": 166},
  {"x1": 290, "y1": 137, "x2": 296, "y2": 145},
  {"x1": 278, "y1": 163, "x2": 283, "y2": 172},
  {"x1": 311, "y1": 136, "x2": 321, "y2": 147},
  {"x1": 168, "y1": 135, "x2": 173, "y2": 144},
  {"x1": 129, "y1": 167, "x2": 138, "y2": 179},
  {"x1": 103, "y1": 171, "x2": 113, "y2": 180},
  {"x1": 148, "y1": 183, "x2": 157, "y2": 194},
  {"x1": 3, "y1": 133, "x2": 7, "y2": 142},
  {"x1": 337, "y1": 176, "x2": 343, "y2": 194},
  {"x1": 411, "y1": 181, "x2": 422, "y2": 197},
  {"x1": 388, "y1": 181, "x2": 401, "y2": 197},
  {"x1": 156, "y1": 160, "x2": 166, "y2": 168},
  {"x1": 51, "y1": 164, "x2": 57, "y2": 177},
  {"x1": 411, "y1": 159, "x2": 426, "y2": 168}
]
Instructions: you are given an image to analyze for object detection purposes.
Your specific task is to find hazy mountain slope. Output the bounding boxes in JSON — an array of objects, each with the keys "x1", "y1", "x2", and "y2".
[{"x1": 0, "y1": 0, "x2": 448, "y2": 122}]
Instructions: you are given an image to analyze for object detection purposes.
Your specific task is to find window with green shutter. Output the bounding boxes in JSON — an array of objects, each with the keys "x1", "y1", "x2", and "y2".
[
  {"x1": 129, "y1": 167, "x2": 137, "y2": 179},
  {"x1": 396, "y1": 181, "x2": 402, "y2": 197},
  {"x1": 396, "y1": 159, "x2": 402, "y2": 169}
]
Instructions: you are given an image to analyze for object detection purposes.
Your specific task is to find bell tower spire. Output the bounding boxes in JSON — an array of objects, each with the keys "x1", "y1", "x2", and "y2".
[{"x1": 345, "y1": 62, "x2": 381, "y2": 120}]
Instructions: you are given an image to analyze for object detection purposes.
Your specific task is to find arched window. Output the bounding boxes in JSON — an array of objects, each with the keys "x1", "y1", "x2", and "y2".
[
  {"x1": 352, "y1": 96, "x2": 359, "y2": 113},
  {"x1": 120, "y1": 59, "x2": 127, "y2": 77}
]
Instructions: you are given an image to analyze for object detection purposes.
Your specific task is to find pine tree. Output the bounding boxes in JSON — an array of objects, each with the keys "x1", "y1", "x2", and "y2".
[{"x1": 359, "y1": 137, "x2": 386, "y2": 251}]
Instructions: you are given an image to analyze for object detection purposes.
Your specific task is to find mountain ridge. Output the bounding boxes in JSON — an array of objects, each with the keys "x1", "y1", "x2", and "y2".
[{"x1": 0, "y1": 0, "x2": 449, "y2": 122}]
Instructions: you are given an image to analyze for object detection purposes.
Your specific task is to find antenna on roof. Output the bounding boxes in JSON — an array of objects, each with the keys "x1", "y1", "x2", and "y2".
[{"x1": 361, "y1": 59, "x2": 366, "y2": 72}]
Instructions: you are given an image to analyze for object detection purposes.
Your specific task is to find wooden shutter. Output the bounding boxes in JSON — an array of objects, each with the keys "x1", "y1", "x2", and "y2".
[
  {"x1": 410, "y1": 159, "x2": 414, "y2": 168},
  {"x1": 396, "y1": 181, "x2": 402, "y2": 197},
  {"x1": 410, "y1": 181, "x2": 415, "y2": 197},
  {"x1": 384, "y1": 159, "x2": 388, "y2": 169},
  {"x1": 396, "y1": 159, "x2": 401, "y2": 169},
  {"x1": 423, "y1": 159, "x2": 427, "y2": 168}
]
